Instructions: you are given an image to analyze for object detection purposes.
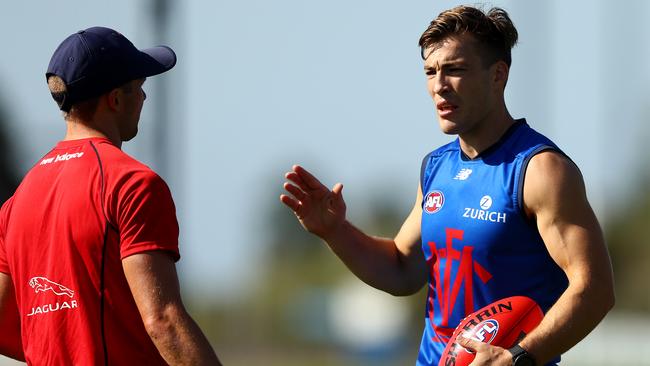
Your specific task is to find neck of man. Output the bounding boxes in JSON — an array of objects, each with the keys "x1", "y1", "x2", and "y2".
[
  {"x1": 63, "y1": 116, "x2": 122, "y2": 148},
  {"x1": 458, "y1": 107, "x2": 515, "y2": 159}
]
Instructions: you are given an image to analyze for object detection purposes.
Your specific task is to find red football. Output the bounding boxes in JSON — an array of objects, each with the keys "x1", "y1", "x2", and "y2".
[{"x1": 438, "y1": 296, "x2": 543, "y2": 366}]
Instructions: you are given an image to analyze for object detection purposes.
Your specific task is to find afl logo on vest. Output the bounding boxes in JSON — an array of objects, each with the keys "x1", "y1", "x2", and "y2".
[{"x1": 424, "y1": 190, "x2": 445, "y2": 214}]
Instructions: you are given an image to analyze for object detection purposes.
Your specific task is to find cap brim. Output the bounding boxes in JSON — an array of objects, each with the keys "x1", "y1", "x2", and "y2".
[{"x1": 136, "y1": 45, "x2": 177, "y2": 77}]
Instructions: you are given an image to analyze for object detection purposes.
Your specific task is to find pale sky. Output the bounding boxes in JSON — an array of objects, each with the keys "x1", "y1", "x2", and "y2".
[{"x1": 1, "y1": 0, "x2": 648, "y2": 301}]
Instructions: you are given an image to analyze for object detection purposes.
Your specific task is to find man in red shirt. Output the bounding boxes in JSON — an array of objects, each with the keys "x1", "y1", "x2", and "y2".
[{"x1": 0, "y1": 27, "x2": 221, "y2": 365}]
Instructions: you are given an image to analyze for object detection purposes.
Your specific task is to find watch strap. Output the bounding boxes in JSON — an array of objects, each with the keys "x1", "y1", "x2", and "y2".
[{"x1": 508, "y1": 344, "x2": 536, "y2": 366}]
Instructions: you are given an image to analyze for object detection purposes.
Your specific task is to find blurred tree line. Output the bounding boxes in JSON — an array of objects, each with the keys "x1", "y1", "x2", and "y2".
[{"x1": 606, "y1": 174, "x2": 650, "y2": 312}]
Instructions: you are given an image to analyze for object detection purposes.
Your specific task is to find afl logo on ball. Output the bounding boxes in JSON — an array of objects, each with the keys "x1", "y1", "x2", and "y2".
[
  {"x1": 424, "y1": 190, "x2": 445, "y2": 214},
  {"x1": 463, "y1": 319, "x2": 499, "y2": 353}
]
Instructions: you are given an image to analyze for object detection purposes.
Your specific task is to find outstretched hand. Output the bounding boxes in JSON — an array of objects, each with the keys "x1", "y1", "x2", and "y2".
[{"x1": 280, "y1": 165, "x2": 346, "y2": 239}]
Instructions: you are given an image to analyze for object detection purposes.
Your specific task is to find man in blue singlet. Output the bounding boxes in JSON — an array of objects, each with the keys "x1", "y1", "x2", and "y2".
[{"x1": 280, "y1": 5, "x2": 614, "y2": 366}]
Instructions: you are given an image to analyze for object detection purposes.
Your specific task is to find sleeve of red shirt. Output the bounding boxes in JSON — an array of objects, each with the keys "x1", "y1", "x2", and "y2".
[{"x1": 111, "y1": 170, "x2": 180, "y2": 261}]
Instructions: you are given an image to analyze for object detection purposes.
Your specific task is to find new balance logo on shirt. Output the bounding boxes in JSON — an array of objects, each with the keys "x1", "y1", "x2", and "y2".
[
  {"x1": 453, "y1": 168, "x2": 472, "y2": 180},
  {"x1": 40, "y1": 152, "x2": 84, "y2": 165}
]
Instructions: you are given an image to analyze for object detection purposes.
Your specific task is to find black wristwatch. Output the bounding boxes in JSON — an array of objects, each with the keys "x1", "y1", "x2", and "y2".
[{"x1": 508, "y1": 344, "x2": 536, "y2": 366}]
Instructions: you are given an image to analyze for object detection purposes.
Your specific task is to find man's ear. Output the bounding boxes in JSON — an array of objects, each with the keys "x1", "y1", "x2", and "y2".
[
  {"x1": 105, "y1": 88, "x2": 122, "y2": 112},
  {"x1": 493, "y1": 60, "x2": 510, "y2": 89}
]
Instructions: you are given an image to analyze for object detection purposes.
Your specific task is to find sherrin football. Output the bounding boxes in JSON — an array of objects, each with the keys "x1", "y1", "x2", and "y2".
[{"x1": 438, "y1": 296, "x2": 543, "y2": 366}]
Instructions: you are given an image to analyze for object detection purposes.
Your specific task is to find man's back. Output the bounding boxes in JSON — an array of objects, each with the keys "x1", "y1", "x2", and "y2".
[{"x1": 0, "y1": 137, "x2": 179, "y2": 365}]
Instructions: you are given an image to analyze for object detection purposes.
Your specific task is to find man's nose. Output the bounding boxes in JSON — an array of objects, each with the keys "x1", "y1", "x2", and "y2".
[{"x1": 432, "y1": 73, "x2": 449, "y2": 95}]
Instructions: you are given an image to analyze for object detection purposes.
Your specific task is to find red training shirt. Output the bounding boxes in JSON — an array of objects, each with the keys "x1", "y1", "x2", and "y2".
[{"x1": 0, "y1": 137, "x2": 180, "y2": 365}]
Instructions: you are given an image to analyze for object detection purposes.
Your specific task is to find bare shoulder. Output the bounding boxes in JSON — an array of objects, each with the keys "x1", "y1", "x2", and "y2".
[
  {"x1": 523, "y1": 150, "x2": 586, "y2": 217},
  {"x1": 527, "y1": 150, "x2": 581, "y2": 182}
]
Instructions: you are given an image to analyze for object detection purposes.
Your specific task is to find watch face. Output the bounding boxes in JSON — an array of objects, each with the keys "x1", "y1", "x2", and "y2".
[{"x1": 514, "y1": 355, "x2": 536, "y2": 366}]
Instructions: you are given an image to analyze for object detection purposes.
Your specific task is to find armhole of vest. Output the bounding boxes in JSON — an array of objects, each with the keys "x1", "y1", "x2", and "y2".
[
  {"x1": 420, "y1": 152, "x2": 432, "y2": 191},
  {"x1": 515, "y1": 145, "x2": 570, "y2": 215}
]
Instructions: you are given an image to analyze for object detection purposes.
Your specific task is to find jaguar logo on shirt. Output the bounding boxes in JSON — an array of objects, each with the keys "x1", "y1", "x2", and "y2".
[
  {"x1": 27, "y1": 276, "x2": 78, "y2": 317},
  {"x1": 29, "y1": 277, "x2": 75, "y2": 297},
  {"x1": 424, "y1": 190, "x2": 445, "y2": 214}
]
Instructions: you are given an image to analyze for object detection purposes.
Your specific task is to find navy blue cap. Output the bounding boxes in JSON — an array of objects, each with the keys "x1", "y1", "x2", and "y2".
[{"x1": 46, "y1": 26, "x2": 176, "y2": 112}]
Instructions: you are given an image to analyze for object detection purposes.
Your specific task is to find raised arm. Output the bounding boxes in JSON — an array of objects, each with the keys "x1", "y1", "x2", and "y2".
[
  {"x1": 122, "y1": 252, "x2": 222, "y2": 366},
  {"x1": 459, "y1": 151, "x2": 615, "y2": 365},
  {"x1": 0, "y1": 273, "x2": 24, "y2": 361},
  {"x1": 280, "y1": 165, "x2": 427, "y2": 295}
]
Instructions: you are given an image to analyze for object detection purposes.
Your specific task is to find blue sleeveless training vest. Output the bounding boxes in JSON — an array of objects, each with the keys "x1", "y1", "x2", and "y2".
[{"x1": 417, "y1": 120, "x2": 568, "y2": 366}]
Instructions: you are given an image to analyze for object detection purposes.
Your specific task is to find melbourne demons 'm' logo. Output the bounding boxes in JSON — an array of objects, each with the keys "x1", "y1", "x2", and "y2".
[
  {"x1": 463, "y1": 319, "x2": 499, "y2": 353},
  {"x1": 424, "y1": 190, "x2": 445, "y2": 214},
  {"x1": 425, "y1": 228, "x2": 494, "y2": 344},
  {"x1": 29, "y1": 277, "x2": 75, "y2": 298}
]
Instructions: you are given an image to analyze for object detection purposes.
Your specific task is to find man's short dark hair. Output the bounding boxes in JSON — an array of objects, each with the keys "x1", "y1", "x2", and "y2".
[
  {"x1": 47, "y1": 75, "x2": 99, "y2": 121},
  {"x1": 47, "y1": 75, "x2": 135, "y2": 121},
  {"x1": 419, "y1": 5, "x2": 518, "y2": 67}
]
